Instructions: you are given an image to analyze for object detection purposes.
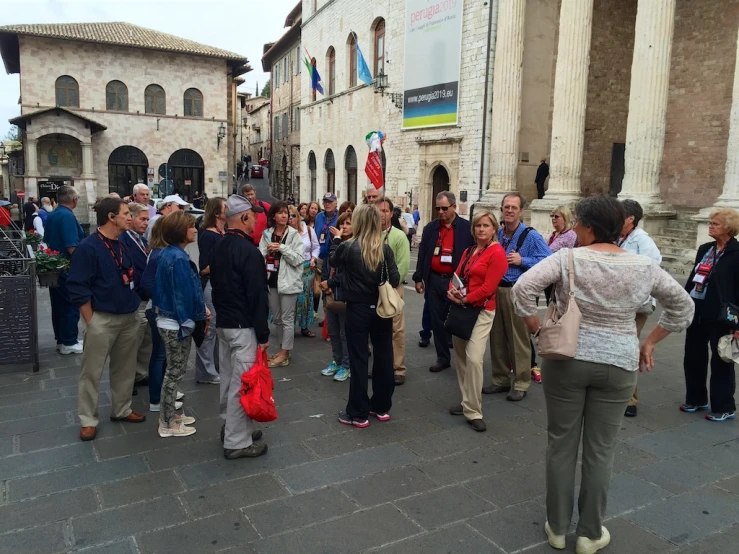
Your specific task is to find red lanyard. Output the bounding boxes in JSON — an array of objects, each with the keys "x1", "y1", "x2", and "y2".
[
  {"x1": 437, "y1": 225, "x2": 451, "y2": 246},
  {"x1": 461, "y1": 242, "x2": 492, "y2": 283},
  {"x1": 618, "y1": 228, "x2": 635, "y2": 247},
  {"x1": 97, "y1": 232, "x2": 124, "y2": 272}
]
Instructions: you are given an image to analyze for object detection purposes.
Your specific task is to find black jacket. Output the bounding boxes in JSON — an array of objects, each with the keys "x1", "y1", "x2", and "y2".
[
  {"x1": 685, "y1": 237, "x2": 739, "y2": 323},
  {"x1": 413, "y1": 215, "x2": 474, "y2": 284},
  {"x1": 535, "y1": 162, "x2": 550, "y2": 185},
  {"x1": 209, "y1": 229, "x2": 270, "y2": 343},
  {"x1": 329, "y1": 240, "x2": 400, "y2": 304}
]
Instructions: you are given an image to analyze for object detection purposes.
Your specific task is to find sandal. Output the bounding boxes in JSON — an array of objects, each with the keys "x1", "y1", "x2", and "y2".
[{"x1": 301, "y1": 329, "x2": 316, "y2": 338}]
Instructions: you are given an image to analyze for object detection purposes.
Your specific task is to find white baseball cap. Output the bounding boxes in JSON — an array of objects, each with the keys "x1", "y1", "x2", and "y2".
[{"x1": 162, "y1": 194, "x2": 189, "y2": 206}]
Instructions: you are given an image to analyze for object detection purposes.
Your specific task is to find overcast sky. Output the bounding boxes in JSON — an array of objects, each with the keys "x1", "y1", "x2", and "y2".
[{"x1": 0, "y1": 0, "x2": 298, "y2": 137}]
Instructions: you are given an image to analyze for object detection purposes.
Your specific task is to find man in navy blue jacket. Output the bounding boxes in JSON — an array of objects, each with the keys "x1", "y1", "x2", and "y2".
[
  {"x1": 412, "y1": 191, "x2": 474, "y2": 372},
  {"x1": 120, "y1": 203, "x2": 152, "y2": 390},
  {"x1": 67, "y1": 198, "x2": 145, "y2": 442}
]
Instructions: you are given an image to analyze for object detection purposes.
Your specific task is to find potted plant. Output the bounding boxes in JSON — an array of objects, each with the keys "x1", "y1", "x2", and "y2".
[
  {"x1": 35, "y1": 245, "x2": 70, "y2": 288},
  {"x1": 25, "y1": 230, "x2": 43, "y2": 251}
]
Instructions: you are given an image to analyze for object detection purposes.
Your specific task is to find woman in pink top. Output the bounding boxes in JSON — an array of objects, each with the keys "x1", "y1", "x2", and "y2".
[{"x1": 545, "y1": 205, "x2": 577, "y2": 304}]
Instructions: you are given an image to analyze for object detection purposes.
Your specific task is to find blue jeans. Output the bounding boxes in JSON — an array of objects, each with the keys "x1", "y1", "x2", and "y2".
[
  {"x1": 146, "y1": 309, "x2": 167, "y2": 405},
  {"x1": 49, "y1": 273, "x2": 80, "y2": 346},
  {"x1": 419, "y1": 293, "x2": 432, "y2": 341}
]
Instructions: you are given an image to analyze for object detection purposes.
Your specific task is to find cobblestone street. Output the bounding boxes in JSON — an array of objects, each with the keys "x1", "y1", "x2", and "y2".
[{"x1": 1, "y1": 279, "x2": 738, "y2": 553}]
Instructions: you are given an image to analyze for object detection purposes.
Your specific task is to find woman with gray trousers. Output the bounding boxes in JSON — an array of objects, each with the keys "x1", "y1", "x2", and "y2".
[{"x1": 511, "y1": 195, "x2": 694, "y2": 554}]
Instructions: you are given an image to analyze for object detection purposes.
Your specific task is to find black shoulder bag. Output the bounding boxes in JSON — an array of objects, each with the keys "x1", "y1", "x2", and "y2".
[{"x1": 444, "y1": 246, "x2": 488, "y2": 341}]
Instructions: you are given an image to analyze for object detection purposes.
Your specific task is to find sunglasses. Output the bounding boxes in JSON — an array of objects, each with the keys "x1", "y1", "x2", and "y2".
[
  {"x1": 435, "y1": 206, "x2": 451, "y2": 212},
  {"x1": 289, "y1": 214, "x2": 297, "y2": 219}
]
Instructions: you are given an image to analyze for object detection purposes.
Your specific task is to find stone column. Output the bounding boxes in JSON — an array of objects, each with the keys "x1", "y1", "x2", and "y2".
[
  {"x1": 619, "y1": 0, "x2": 677, "y2": 232},
  {"x1": 530, "y1": 0, "x2": 594, "y2": 235},
  {"x1": 25, "y1": 139, "x2": 39, "y2": 177},
  {"x1": 80, "y1": 142, "x2": 94, "y2": 179},
  {"x1": 694, "y1": 26, "x2": 739, "y2": 246},
  {"x1": 484, "y1": 0, "x2": 526, "y2": 209}
]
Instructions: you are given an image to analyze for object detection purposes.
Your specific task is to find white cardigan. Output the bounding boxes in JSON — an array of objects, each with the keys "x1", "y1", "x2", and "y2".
[{"x1": 259, "y1": 226, "x2": 305, "y2": 295}]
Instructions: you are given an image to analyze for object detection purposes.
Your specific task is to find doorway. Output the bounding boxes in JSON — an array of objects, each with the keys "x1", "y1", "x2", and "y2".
[
  {"x1": 108, "y1": 146, "x2": 148, "y2": 197},
  {"x1": 431, "y1": 165, "x2": 449, "y2": 220},
  {"x1": 609, "y1": 143, "x2": 625, "y2": 197},
  {"x1": 168, "y1": 149, "x2": 204, "y2": 202}
]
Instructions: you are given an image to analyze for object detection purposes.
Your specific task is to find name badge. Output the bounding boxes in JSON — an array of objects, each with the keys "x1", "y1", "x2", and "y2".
[
  {"x1": 130, "y1": 281, "x2": 135, "y2": 290},
  {"x1": 319, "y1": 233, "x2": 326, "y2": 245},
  {"x1": 693, "y1": 273, "x2": 706, "y2": 284},
  {"x1": 440, "y1": 255, "x2": 453, "y2": 264},
  {"x1": 433, "y1": 246, "x2": 441, "y2": 256},
  {"x1": 267, "y1": 263, "x2": 276, "y2": 272}
]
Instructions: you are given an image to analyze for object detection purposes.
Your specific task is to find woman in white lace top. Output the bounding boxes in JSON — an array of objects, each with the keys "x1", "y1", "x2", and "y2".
[{"x1": 511, "y1": 195, "x2": 694, "y2": 554}]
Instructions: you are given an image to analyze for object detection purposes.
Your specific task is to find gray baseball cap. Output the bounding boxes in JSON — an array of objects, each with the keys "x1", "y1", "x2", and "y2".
[{"x1": 225, "y1": 194, "x2": 264, "y2": 217}]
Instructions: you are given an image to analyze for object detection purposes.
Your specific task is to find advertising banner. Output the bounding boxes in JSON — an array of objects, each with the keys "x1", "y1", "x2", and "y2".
[{"x1": 402, "y1": 0, "x2": 464, "y2": 129}]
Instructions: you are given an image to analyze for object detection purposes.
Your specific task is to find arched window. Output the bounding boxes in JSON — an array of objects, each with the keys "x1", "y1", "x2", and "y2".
[
  {"x1": 374, "y1": 20, "x2": 386, "y2": 77},
  {"x1": 145, "y1": 84, "x2": 166, "y2": 114},
  {"x1": 327, "y1": 47, "x2": 336, "y2": 96},
  {"x1": 308, "y1": 151, "x2": 317, "y2": 200},
  {"x1": 106, "y1": 80, "x2": 128, "y2": 111},
  {"x1": 348, "y1": 37, "x2": 357, "y2": 88},
  {"x1": 184, "y1": 88, "x2": 203, "y2": 117},
  {"x1": 108, "y1": 146, "x2": 148, "y2": 197},
  {"x1": 345, "y1": 146, "x2": 357, "y2": 204},
  {"x1": 325, "y1": 149, "x2": 335, "y2": 194},
  {"x1": 55, "y1": 76, "x2": 79, "y2": 108}
]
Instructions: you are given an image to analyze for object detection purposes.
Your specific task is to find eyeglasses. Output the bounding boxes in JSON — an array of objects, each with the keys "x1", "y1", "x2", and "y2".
[
  {"x1": 435, "y1": 206, "x2": 450, "y2": 212},
  {"x1": 708, "y1": 221, "x2": 724, "y2": 227},
  {"x1": 289, "y1": 214, "x2": 297, "y2": 219},
  {"x1": 550, "y1": 215, "x2": 561, "y2": 219}
]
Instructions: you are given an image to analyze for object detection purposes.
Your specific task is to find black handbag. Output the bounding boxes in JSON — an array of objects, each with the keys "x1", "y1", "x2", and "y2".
[
  {"x1": 192, "y1": 320, "x2": 208, "y2": 348},
  {"x1": 444, "y1": 303, "x2": 484, "y2": 340},
  {"x1": 719, "y1": 299, "x2": 739, "y2": 330}
]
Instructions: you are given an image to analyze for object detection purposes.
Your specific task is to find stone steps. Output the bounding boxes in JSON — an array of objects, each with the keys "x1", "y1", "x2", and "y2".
[
  {"x1": 653, "y1": 234, "x2": 695, "y2": 248},
  {"x1": 661, "y1": 255, "x2": 694, "y2": 279},
  {"x1": 664, "y1": 219, "x2": 698, "y2": 233}
]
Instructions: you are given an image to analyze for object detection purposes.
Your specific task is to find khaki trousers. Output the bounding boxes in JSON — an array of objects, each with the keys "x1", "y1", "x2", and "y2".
[
  {"x1": 543, "y1": 358, "x2": 637, "y2": 539},
  {"x1": 134, "y1": 301, "x2": 152, "y2": 382},
  {"x1": 490, "y1": 287, "x2": 532, "y2": 391},
  {"x1": 453, "y1": 309, "x2": 495, "y2": 420},
  {"x1": 392, "y1": 286, "x2": 407, "y2": 376},
  {"x1": 628, "y1": 312, "x2": 650, "y2": 407},
  {"x1": 78, "y1": 311, "x2": 139, "y2": 427}
]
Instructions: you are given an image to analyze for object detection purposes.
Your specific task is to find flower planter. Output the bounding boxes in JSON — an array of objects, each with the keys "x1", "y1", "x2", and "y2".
[{"x1": 37, "y1": 271, "x2": 60, "y2": 288}]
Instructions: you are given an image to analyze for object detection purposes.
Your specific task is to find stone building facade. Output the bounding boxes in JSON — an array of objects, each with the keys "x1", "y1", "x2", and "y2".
[
  {"x1": 263, "y1": 2, "x2": 303, "y2": 200},
  {"x1": 239, "y1": 94, "x2": 270, "y2": 167},
  {"x1": 0, "y1": 23, "x2": 250, "y2": 222}
]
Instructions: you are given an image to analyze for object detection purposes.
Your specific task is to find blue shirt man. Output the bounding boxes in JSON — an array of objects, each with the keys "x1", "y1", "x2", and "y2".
[
  {"x1": 314, "y1": 192, "x2": 339, "y2": 260},
  {"x1": 44, "y1": 186, "x2": 85, "y2": 353}
]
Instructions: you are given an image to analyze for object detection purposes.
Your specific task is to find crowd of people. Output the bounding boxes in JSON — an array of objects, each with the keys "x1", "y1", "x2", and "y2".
[{"x1": 37, "y1": 179, "x2": 738, "y2": 554}]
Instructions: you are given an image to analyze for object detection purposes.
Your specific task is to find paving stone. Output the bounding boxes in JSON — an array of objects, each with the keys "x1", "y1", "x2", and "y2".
[
  {"x1": 468, "y1": 461, "x2": 547, "y2": 507},
  {"x1": 632, "y1": 456, "x2": 727, "y2": 494},
  {"x1": 402, "y1": 428, "x2": 495, "y2": 460},
  {"x1": 0, "y1": 435, "x2": 13, "y2": 457},
  {"x1": 93, "y1": 425, "x2": 200, "y2": 459},
  {"x1": 416, "y1": 445, "x2": 517, "y2": 486},
  {"x1": 715, "y1": 475, "x2": 739, "y2": 495},
  {"x1": 179, "y1": 443, "x2": 315, "y2": 489},
  {"x1": 72, "y1": 495, "x2": 187, "y2": 547},
  {"x1": 624, "y1": 427, "x2": 717, "y2": 459},
  {"x1": 490, "y1": 432, "x2": 549, "y2": 465},
  {"x1": 632, "y1": 405, "x2": 702, "y2": 432},
  {"x1": 0, "y1": 488, "x2": 98, "y2": 534},
  {"x1": 137, "y1": 511, "x2": 258, "y2": 554},
  {"x1": 98, "y1": 470, "x2": 184, "y2": 508},
  {"x1": 0, "y1": 413, "x2": 71, "y2": 437},
  {"x1": 682, "y1": 439, "x2": 739, "y2": 477},
  {"x1": 243, "y1": 486, "x2": 357, "y2": 537},
  {"x1": 145, "y1": 438, "x2": 224, "y2": 471},
  {"x1": 604, "y1": 472, "x2": 673, "y2": 518},
  {"x1": 19, "y1": 422, "x2": 125, "y2": 452},
  {"x1": 259, "y1": 417, "x2": 340, "y2": 446},
  {"x1": 470, "y1": 500, "x2": 546, "y2": 552},
  {"x1": 76, "y1": 540, "x2": 136, "y2": 554},
  {"x1": 374, "y1": 522, "x2": 502, "y2": 554},
  {"x1": 0, "y1": 380, "x2": 42, "y2": 397},
  {"x1": 0, "y1": 389, "x2": 61, "y2": 408},
  {"x1": 339, "y1": 466, "x2": 439, "y2": 507},
  {"x1": 276, "y1": 443, "x2": 419, "y2": 494},
  {"x1": 388, "y1": 397, "x2": 448, "y2": 421},
  {"x1": 674, "y1": 523, "x2": 739, "y2": 553},
  {"x1": 679, "y1": 419, "x2": 739, "y2": 443},
  {"x1": 610, "y1": 441, "x2": 661, "y2": 473},
  {"x1": 0, "y1": 442, "x2": 95, "y2": 479},
  {"x1": 0, "y1": 521, "x2": 67, "y2": 554},
  {"x1": 0, "y1": 396, "x2": 80, "y2": 422},
  {"x1": 180, "y1": 473, "x2": 289, "y2": 518},
  {"x1": 8, "y1": 455, "x2": 149, "y2": 501},
  {"x1": 625, "y1": 487, "x2": 739, "y2": 545},
  {"x1": 274, "y1": 398, "x2": 345, "y2": 424},
  {"x1": 250, "y1": 504, "x2": 421, "y2": 554},
  {"x1": 395, "y1": 485, "x2": 497, "y2": 530}
]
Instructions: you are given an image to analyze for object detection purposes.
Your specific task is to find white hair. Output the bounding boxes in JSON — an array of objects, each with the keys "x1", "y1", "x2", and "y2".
[
  {"x1": 366, "y1": 185, "x2": 384, "y2": 194},
  {"x1": 132, "y1": 183, "x2": 150, "y2": 196}
]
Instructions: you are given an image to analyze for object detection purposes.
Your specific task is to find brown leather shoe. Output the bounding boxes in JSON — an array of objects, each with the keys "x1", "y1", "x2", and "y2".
[
  {"x1": 468, "y1": 419, "x2": 487, "y2": 432},
  {"x1": 110, "y1": 411, "x2": 146, "y2": 423},
  {"x1": 482, "y1": 385, "x2": 511, "y2": 395},
  {"x1": 394, "y1": 375, "x2": 406, "y2": 386},
  {"x1": 80, "y1": 426, "x2": 97, "y2": 441},
  {"x1": 429, "y1": 362, "x2": 451, "y2": 373},
  {"x1": 506, "y1": 390, "x2": 527, "y2": 402}
]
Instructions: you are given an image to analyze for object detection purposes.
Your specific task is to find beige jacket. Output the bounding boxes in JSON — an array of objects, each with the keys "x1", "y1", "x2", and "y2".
[{"x1": 259, "y1": 226, "x2": 305, "y2": 295}]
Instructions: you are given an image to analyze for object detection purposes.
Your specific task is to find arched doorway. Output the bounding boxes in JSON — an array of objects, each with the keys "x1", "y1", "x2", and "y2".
[
  {"x1": 168, "y1": 149, "x2": 203, "y2": 201},
  {"x1": 308, "y1": 151, "x2": 317, "y2": 200},
  {"x1": 325, "y1": 149, "x2": 335, "y2": 194},
  {"x1": 108, "y1": 146, "x2": 148, "y2": 197},
  {"x1": 345, "y1": 146, "x2": 357, "y2": 204},
  {"x1": 431, "y1": 165, "x2": 449, "y2": 220}
]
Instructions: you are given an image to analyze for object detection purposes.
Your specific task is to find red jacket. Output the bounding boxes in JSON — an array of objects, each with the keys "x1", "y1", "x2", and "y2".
[
  {"x1": 250, "y1": 200, "x2": 271, "y2": 245},
  {"x1": 451, "y1": 243, "x2": 508, "y2": 310},
  {"x1": 0, "y1": 206, "x2": 11, "y2": 227}
]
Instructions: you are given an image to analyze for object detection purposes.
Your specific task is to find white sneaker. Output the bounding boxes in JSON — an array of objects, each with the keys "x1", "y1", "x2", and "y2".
[
  {"x1": 158, "y1": 423, "x2": 196, "y2": 438},
  {"x1": 56, "y1": 340, "x2": 82, "y2": 352},
  {"x1": 196, "y1": 377, "x2": 220, "y2": 385},
  {"x1": 149, "y1": 401, "x2": 182, "y2": 412},
  {"x1": 545, "y1": 521, "x2": 566, "y2": 550},
  {"x1": 176, "y1": 391, "x2": 185, "y2": 401},
  {"x1": 59, "y1": 343, "x2": 83, "y2": 355},
  {"x1": 576, "y1": 527, "x2": 611, "y2": 554}
]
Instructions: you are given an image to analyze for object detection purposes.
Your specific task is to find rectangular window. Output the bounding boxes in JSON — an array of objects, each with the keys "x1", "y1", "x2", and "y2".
[
  {"x1": 282, "y1": 113, "x2": 288, "y2": 138},
  {"x1": 293, "y1": 107, "x2": 300, "y2": 131},
  {"x1": 283, "y1": 57, "x2": 289, "y2": 83},
  {"x1": 275, "y1": 64, "x2": 280, "y2": 89},
  {"x1": 274, "y1": 116, "x2": 280, "y2": 140},
  {"x1": 295, "y1": 47, "x2": 300, "y2": 75},
  {"x1": 375, "y1": 21, "x2": 386, "y2": 77}
]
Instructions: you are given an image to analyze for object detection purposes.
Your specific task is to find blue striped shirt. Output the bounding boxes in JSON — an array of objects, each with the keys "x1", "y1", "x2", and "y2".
[{"x1": 498, "y1": 223, "x2": 552, "y2": 283}]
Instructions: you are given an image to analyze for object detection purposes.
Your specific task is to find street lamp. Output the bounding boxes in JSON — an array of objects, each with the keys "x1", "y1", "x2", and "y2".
[
  {"x1": 217, "y1": 122, "x2": 226, "y2": 150},
  {"x1": 374, "y1": 71, "x2": 403, "y2": 109}
]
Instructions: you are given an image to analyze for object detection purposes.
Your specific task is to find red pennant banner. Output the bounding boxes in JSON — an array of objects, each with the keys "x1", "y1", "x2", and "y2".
[{"x1": 365, "y1": 150, "x2": 384, "y2": 189}]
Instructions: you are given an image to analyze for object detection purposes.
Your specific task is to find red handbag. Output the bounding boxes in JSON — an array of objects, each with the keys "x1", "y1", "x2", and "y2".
[{"x1": 239, "y1": 350, "x2": 278, "y2": 422}]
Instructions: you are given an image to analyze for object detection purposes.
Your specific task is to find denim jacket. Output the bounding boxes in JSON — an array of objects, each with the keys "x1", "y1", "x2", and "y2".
[{"x1": 153, "y1": 244, "x2": 206, "y2": 339}]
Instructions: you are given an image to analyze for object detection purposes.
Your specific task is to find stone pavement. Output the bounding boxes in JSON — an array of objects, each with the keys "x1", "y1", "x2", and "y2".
[{"x1": 1, "y1": 282, "x2": 738, "y2": 554}]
